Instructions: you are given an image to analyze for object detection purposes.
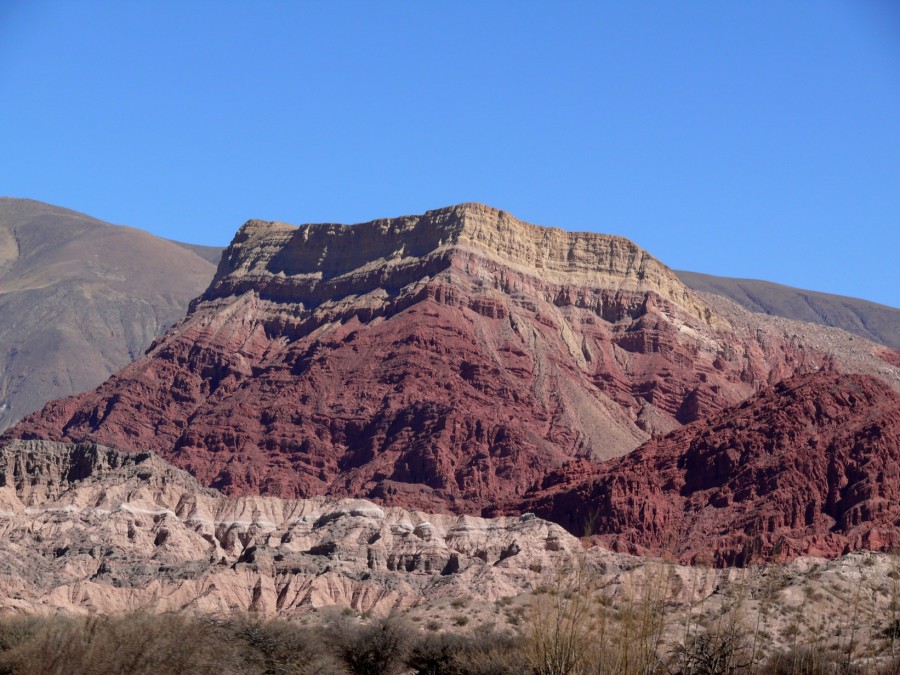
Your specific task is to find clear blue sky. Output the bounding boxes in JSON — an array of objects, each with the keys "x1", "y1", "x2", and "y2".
[{"x1": 2, "y1": 1, "x2": 898, "y2": 307}]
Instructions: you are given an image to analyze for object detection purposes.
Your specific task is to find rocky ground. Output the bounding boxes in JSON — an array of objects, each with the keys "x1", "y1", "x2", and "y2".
[{"x1": 0, "y1": 440, "x2": 899, "y2": 668}]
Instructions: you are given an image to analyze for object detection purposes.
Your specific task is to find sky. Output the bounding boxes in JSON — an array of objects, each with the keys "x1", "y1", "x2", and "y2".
[{"x1": 1, "y1": 1, "x2": 899, "y2": 307}]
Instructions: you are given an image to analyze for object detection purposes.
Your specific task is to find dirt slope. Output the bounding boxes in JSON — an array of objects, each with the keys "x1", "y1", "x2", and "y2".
[{"x1": 0, "y1": 198, "x2": 217, "y2": 430}]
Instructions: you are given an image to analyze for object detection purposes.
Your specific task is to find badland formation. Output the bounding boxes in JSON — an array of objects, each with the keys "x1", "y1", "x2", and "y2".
[{"x1": 2, "y1": 198, "x2": 900, "y2": 667}]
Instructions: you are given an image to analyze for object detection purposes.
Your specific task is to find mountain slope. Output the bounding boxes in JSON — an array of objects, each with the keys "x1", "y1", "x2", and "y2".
[
  {"x1": 529, "y1": 371, "x2": 900, "y2": 564},
  {"x1": 169, "y1": 239, "x2": 226, "y2": 264},
  {"x1": 9, "y1": 203, "x2": 832, "y2": 513},
  {"x1": 0, "y1": 198, "x2": 218, "y2": 430},
  {"x1": 677, "y1": 270, "x2": 900, "y2": 349}
]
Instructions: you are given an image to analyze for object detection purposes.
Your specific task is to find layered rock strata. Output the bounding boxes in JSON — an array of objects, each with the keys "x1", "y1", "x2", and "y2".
[
  {"x1": 8, "y1": 204, "x2": 828, "y2": 513},
  {"x1": 528, "y1": 371, "x2": 900, "y2": 564},
  {"x1": 0, "y1": 440, "x2": 583, "y2": 615},
  {"x1": 2, "y1": 439, "x2": 900, "y2": 668}
]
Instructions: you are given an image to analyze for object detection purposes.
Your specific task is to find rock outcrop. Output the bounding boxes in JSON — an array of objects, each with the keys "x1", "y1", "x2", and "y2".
[
  {"x1": 528, "y1": 371, "x2": 900, "y2": 564},
  {"x1": 3, "y1": 439, "x2": 900, "y2": 667},
  {"x1": 8, "y1": 204, "x2": 829, "y2": 513},
  {"x1": 0, "y1": 440, "x2": 583, "y2": 615}
]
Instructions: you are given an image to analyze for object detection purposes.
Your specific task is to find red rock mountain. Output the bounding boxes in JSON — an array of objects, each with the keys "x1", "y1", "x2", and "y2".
[
  {"x1": 529, "y1": 371, "x2": 900, "y2": 565},
  {"x1": 7, "y1": 204, "x2": 830, "y2": 514}
]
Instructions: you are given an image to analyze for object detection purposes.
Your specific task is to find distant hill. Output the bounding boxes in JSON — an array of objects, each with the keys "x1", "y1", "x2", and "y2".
[
  {"x1": 168, "y1": 240, "x2": 225, "y2": 265},
  {"x1": 677, "y1": 270, "x2": 900, "y2": 349},
  {"x1": 0, "y1": 198, "x2": 218, "y2": 430}
]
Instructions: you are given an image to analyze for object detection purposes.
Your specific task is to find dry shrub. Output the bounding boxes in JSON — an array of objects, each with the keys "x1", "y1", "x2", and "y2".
[
  {"x1": 522, "y1": 560, "x2": 670, "y2": 675},
  {"x1": 234, "y1": 616, "x2": 338, "y2": 674},
  {"x1": 325, "y1": 614, "x2": 412, "y2": 675},
  {"x1": 760, "y1": 646, "x2": 846, "y2": 675},
  {"x1": 669, "y1": 577, "x2": 753, "y2": 675},
  {"x1": 0, "y1": 612, "x2": 239, "y2": 675},
  {"x1": 407, "y1": 629, "x2": 528, "y2": 675},
  {"x1": 0, "y1": 612, "x2": 336, "y2": 675},
  {"x1": 670, "y1": 629, "x2": 752, "y2": 675},
  {"x1": 0, "y1": 615, "x2": 44, "y2": 653}
]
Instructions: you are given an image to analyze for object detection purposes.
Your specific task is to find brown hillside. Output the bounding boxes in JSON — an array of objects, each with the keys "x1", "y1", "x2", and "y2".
[{"x1": 0, "y1": 198, "x2": 218, "y2": 430}]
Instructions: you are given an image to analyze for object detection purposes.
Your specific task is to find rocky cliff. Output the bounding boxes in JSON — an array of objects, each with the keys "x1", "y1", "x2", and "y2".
[
  {"x1": 2, "y1": 439, "x2": 899, "y2": 666},
  {"x1": 528, "y1": 371, "x2": 900, "y2": 564},
  {"x1": 8, "y1": 204, "x2": 831, "y2": 514}
]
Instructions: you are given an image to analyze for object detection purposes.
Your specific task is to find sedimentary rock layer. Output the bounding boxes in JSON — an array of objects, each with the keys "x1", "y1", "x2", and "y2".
[
  {"x1": 529, "y1": 371, "x2": 900, "y2": 564},
  {"x1": 8, "y1": 204, "x2": 828, "y2": 513},
  {"x1": 2, "y1": 438, "x2": 900, "y2": 670},
  {"x1": 0, "y1": 440, "x2": 582, "y2": 615}
]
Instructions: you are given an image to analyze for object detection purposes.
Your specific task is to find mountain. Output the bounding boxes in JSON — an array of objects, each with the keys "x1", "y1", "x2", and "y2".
[
  {"x1": 677, "y1": 270, "x2": 900, "y2": 350},
  {"x1": 169, "y1": 240, "x2": 226, "y2": 264},
  {"x1": 9, "y1": 203, "x2": 847, "y2": 515},
  {"x1": 0, "y1": 198, "x2": 219, "y2": 430},
  {"x1": 528, "y1": 371, "x2": 900, "y2": 564}
]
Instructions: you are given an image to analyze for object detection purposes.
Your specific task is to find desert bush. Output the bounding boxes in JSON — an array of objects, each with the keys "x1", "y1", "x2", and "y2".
[
  {"x1": 406, "y1": 629, "x2": 529, "y2": 675},
  {"x1": 523, "y1": 562, "x2": 595, "y2": 675},
  {"x1": 521, "y1": 560, "x2": 671, "y2": 675},
  {"x1": 0, "y1": 612, "x2": 242, "y2": 675},
  {"x1": 235, "y1": 617, "x2": 337, "y2": 674},
  {"x1": 669, "y1": 574, "x2": 754, "y2": 675},
  {"x1": 760, "y1": 646, "x2": 845, "y2": 675},
  {"x1": 407, "y1": 632, "x2": 468, "y2": 675},
  {"x1": 0, "y1": 615, "x2": 44, "y2": 653},
  {"x1": 670, "y1": 629, "x2": 751, "y2": 675},
  {"x1": 326, "y1": 614, "x2": 412, "y2": 675}
]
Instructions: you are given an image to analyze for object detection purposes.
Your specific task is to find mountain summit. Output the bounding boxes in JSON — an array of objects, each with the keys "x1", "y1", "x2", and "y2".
[
  {"x1": 9, "y1": 204, "x2": 829, "y2": 515},
  {"x1": 204, "y1": 203, "x2": 712, "y2": 321}
]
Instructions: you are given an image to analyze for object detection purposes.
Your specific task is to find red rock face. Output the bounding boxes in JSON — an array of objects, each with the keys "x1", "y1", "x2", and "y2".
[
  {"x1": 528, "y1": 371, "x2": 900, "y2": 565},
  {"x1": 8, "y1": 204, "x2": 828, "y2": 516},
  {"x1": 878, "y1": 348, "x2": 900, "y2": 369}
]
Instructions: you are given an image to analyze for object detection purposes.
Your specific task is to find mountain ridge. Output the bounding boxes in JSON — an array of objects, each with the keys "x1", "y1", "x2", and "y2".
[
  {"x1": 526, "y1": 370, "x2": 900, "y2": 564},
  {"x1": 677, "y1": 269, "x2": 900, "y2": 349},
  {"x1": 0, "y1": 198, "x2": 217, "y2": 430},
  {"x1": 8, "y1": 203, "x2": 842, "y2": 516}
]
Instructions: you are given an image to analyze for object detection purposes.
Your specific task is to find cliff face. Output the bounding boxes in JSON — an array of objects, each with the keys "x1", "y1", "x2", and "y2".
[
  {"x1": 8, "y1": 204, "x2": 828, "y2": 513},
  {"x1": 529, "y1": 371, "x2": 900, "y2": 564},
  {"x1": 206, "y1": 204, "x2": 711, "y2": 318}
]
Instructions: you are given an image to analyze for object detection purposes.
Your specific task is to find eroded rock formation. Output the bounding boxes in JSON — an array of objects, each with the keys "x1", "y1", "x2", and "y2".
[
  {"x1": 0, "y1": 440, "x2": 583, "y2": 615},
  {"x1": 7, "y1": 204, "x2": 830, "y2": 514},
  {"x1": 529, "y1": 371, "x2": 900, "y2": 564},
  {"x1": 3, "y1": 438, "x2": 900, "y2": 669}
]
